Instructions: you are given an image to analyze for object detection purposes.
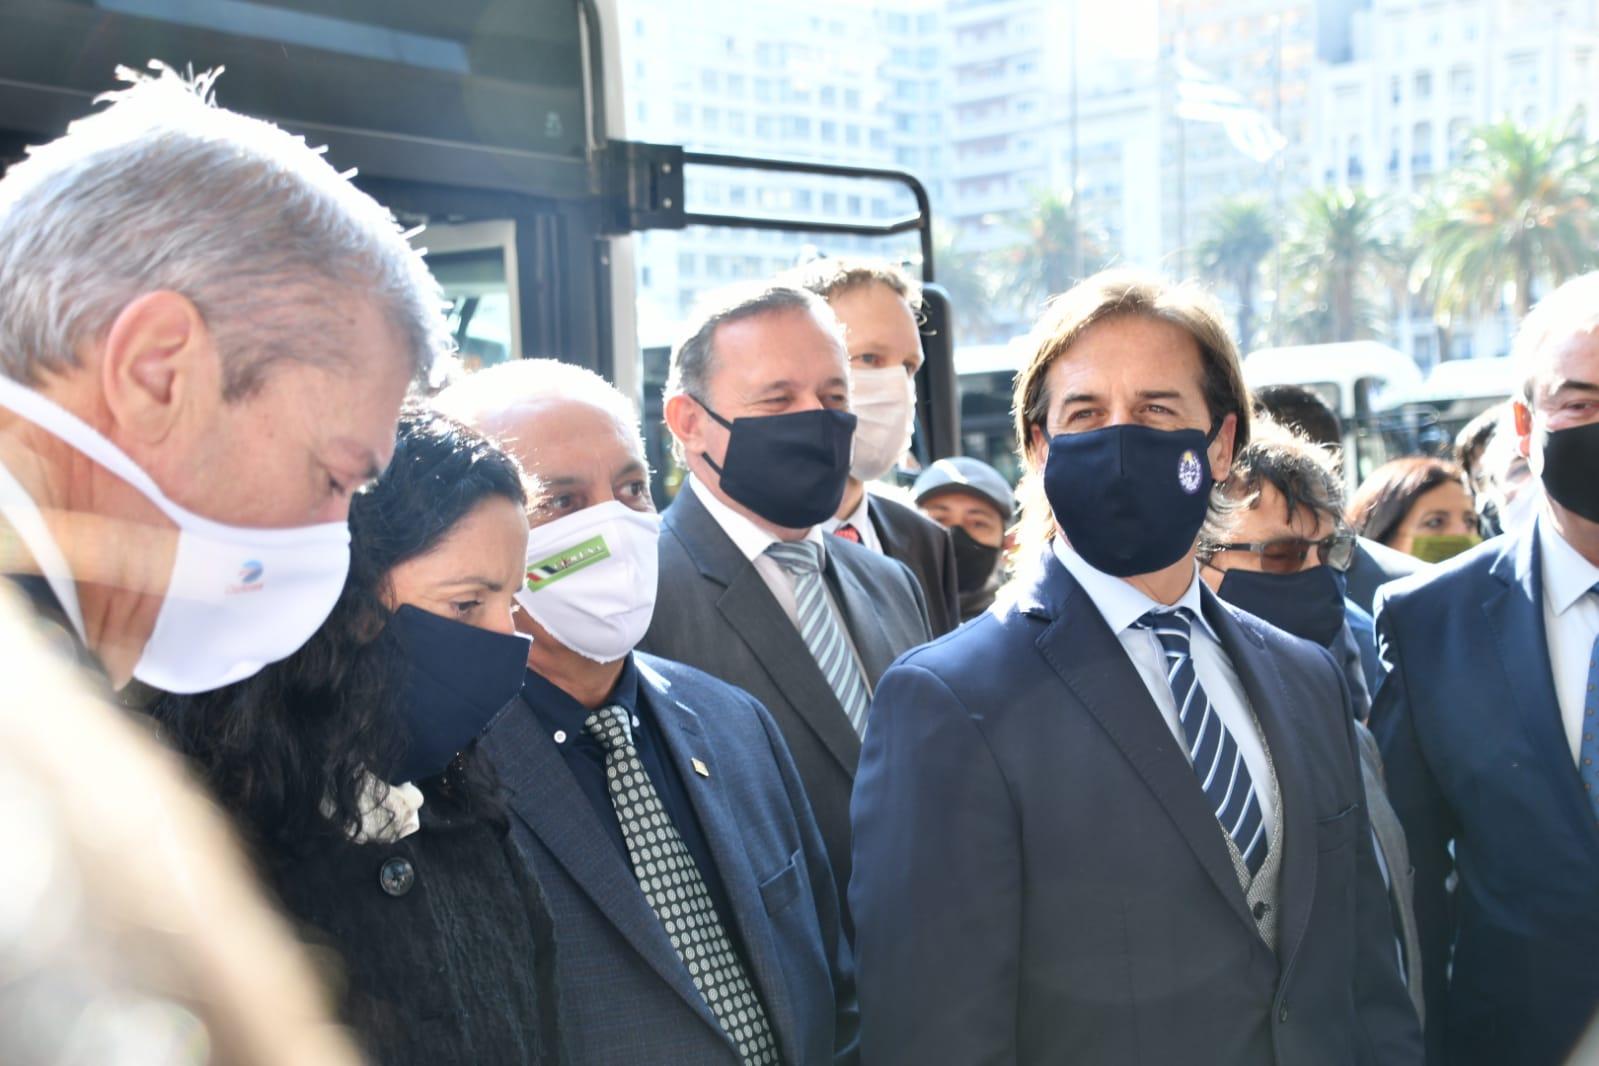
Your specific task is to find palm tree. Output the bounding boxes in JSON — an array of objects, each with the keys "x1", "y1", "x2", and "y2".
[
  {"x1": 1002, "y1": 191, "x2": 1107, "y2": 315},
  {"x1": 1410, "y1": 118, "x2": 1599, "y2": 322},
  {"x1": 1282, "y1": 187, "x2": 1398, "y2": 343},
  {"x1": 1197, "y1": 197, "x2": 1276, "y2": 352},
  {"x1": 931, "y1": 228, "x2": 1000, "y2": 345}
]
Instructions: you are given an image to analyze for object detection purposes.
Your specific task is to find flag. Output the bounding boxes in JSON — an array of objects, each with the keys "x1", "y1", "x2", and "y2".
[{"x1": 1173, "y1": 57, "x2": 1287, "y2": 164}]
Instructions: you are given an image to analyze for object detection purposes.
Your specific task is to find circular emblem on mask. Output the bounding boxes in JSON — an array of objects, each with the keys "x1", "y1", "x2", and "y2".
[{"x1": 1177, "y1": 450, "x2": 1204, "y2": 495}]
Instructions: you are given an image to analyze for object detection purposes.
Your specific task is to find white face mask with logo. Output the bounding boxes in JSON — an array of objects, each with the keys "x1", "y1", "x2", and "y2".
[
  {"x1": 849, "y1": 366, "x2": 917, "y2": 482},
  {"x1": 0, "y1": 374, "x2": 351, "y2": 693},
  {"x1": 515, "y1": 499, "x2": 661, "y2": 664}
]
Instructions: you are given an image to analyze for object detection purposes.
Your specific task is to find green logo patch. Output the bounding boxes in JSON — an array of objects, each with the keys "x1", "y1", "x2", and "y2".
[{"x1": 525, "y1": 535, "x2": 610, "y2": 591}]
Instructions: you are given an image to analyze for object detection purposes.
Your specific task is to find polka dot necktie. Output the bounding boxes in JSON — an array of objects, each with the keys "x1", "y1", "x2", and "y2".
[
  {"x1": 1577, "y1": 584, "x2": 1599, "y2": 822},
  {"x1": 1134, "y1": 608, "x2": 1268, "y2": 876},
  {"x1": 584, "y1": 705, "x2": 779, "y2": 1064}
]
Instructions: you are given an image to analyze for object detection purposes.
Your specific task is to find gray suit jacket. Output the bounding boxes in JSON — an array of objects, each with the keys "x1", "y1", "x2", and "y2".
[
  {"x1": 1355, "y1": 718, "x2": 1426, "y2": 1026},
  {"x1": 865, "y1": 493, "x2": 960, "y2": 638},
  {"x1": 482, "y1": 653, "x2": 859, "y2": 1065},
  {"x1": 641, "y1": 485, "x2": 933, "y2": 909}
]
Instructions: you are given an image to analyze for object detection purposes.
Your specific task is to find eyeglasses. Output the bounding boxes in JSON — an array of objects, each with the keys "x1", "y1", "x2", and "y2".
[{"x1": 1208, "y1": 532, "x2": 1356, "y2": 574}]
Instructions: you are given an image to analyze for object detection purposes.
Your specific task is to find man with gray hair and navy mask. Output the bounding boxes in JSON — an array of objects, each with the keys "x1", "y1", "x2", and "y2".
[{"x1": 0, "y1": 65, "x2": 446, "y2": 692}]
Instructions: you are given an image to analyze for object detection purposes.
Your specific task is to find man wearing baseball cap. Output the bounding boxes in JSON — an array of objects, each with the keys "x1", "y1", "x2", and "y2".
[{"x1": 913, "y1": 457, "x2": 1015, "y2": 621}]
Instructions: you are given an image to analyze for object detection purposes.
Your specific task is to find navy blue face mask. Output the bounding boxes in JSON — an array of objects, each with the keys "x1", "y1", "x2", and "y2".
[
  {"x1": 697, "y1": 398, "x2": 858, "y2": 530},
  {"x1": 386, "y1": 604, "x2": 531, "y2": 784},
  {"x1": 1045, "y1": 424, "x2": 1215, "y2": 578},
  {"x1": 1215, "y1": 565, "x2": 1348, "y2": 647}
]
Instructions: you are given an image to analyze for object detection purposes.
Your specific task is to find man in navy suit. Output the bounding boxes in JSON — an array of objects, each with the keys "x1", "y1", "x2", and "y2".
[
  {"x1": 850, "y1": 270, "x2": 1421, "y2": 1065},
  {"x1": 440, "y1": 361, "x2": 857, "y2": 1065},
  {"x1": 1371, "y1": 272, "x2": 1599, "y2": 1066}
]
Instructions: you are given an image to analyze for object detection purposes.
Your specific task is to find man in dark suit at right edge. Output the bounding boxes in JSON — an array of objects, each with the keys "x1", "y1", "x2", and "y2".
[
  {"x1": 850, "y1": 270, "x2": 1421, "y2": 1065},
  {"x1": 1372, "y1": 272, "x2": 1599, "y2": 1066}
]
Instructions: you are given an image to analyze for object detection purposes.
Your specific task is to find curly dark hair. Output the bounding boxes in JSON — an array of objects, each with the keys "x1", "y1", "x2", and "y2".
[{"x1": 150, "y1": 403, "x2": 527, "y2": 851}]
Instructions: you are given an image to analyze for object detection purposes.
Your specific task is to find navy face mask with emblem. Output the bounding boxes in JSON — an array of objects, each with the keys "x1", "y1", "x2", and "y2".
[
  {"x1": 1215, "y1": 565, "x2": 1348, "y2": 647},
  {"x1": 697, "y1": 398, "x2": 858, "y2": 530},
  {"x1": 386, "y1": 604, "x2": 531, "y2": 784},
  {"x1": 1045, "y1": 424, "x2": 1214, "y2": 578}
]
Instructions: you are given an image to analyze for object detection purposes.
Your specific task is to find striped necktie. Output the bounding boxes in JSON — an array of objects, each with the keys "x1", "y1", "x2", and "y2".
[
  {"x1": 584, "y1": 706, "x2": 780, "y2": 1064},
  {"x1": 1577, "y1": 584, "x2": 1599, "y2": 823},
  {"x1": 765, "y1": 539, "x2": 873, "y2": 735},
  {"x1": 1135, "y1": 607, "x2": 1267, "y2": 876}
]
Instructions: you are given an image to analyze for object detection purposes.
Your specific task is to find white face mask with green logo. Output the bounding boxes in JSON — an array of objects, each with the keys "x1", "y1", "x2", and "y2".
[{"x1": 515, "y1": 499, "x2": 661, "y2": 664}]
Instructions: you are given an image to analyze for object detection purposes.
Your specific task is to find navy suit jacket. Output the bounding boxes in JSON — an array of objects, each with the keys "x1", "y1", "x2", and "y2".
[
  {"x1": 850, "y1": 552, "x2": 1421, "y2": 1066},
  {"x1": 483, "y1": 652, "x2": 859, "y2": 1066},
  {"x1": 1371, "y1": 524, "x2": 1599, "y2": 1066}
]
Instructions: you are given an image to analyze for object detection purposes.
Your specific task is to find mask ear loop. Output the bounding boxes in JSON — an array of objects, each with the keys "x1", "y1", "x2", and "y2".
[{"x1": 691, "y1": 395, "x2": 736, "y2": 476}]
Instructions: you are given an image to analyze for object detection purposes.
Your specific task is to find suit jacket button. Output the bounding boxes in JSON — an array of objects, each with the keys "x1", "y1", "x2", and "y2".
[
  {"x1": 379, "y1": 856, "x2": 416, "y2": 897},
  {"x1": 1253, "y1": 901, "x2": 1270, "y2": 920},
  {"x1": 1278, "y1": 1005, "x2": 1289, "y2": 1023}
]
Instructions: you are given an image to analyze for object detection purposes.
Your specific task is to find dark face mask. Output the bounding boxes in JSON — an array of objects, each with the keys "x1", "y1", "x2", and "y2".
[
  {"x1": 1215, "y1": 565, "x2": 1348, "y2": 647},
  {"x1": 386, "y1": 604, "x2": 531, "y2": 784},
  {"x1": 1045, "y1": 424, "x2": 1215, "y2": 578},
  {"x1": 698, "y1": 399, "x2": 858, "y2": 530},
  {"x1": 1539, "y1": 420, "x2": 1599, "y2": 523},
  {"x1": 949, "y1": 525, "x2": 1002, "y2": 594}
]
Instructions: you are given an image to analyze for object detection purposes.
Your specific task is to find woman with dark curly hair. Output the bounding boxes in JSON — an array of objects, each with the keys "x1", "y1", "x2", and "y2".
[
  {"x1": 1347, "y1": 455, "x2": 1482, "y2": 562},
  {"x1": 150, "y1": 405, "x2": 562, "y2": 1065}
]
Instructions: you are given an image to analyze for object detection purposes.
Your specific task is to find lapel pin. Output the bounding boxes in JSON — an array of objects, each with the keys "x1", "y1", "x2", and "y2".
[{"x1": 691, "y1": 757, "x2": 711, "y2": 778}]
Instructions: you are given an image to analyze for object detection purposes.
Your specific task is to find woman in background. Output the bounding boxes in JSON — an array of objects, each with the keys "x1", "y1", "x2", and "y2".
[
  {"x1": 1348, "y1": 455, "x2": 1481, "y2": 563},
  {"x1": 152, "y1": 406, "x2": 561, "y2": 1065}
]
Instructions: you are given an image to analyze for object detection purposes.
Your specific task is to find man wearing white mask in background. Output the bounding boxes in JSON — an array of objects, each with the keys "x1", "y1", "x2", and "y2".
[
  {"x1": 0, "y1": 66, "x2": 445, "y2": 693},
  {"x1": 437, "y1": 360, "x2": 859, "y2": 1066},
  {"x1": 787, "y1": 259, "x2": 961, "y2": 637}
]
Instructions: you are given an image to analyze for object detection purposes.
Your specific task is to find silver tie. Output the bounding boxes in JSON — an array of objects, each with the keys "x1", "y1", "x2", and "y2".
[
  {"x1": 584, "y1": 706, "x2": 779, "y2": 1064},
  {"x1": 765, "y1": 539, "x2": 873, "y2": 735}
]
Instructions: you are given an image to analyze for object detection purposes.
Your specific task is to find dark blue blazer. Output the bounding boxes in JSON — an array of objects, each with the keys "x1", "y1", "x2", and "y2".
[
  {"x1": 1371, "y1": 524, "x2": 1599, "y2": 1066},
  {"x1": 483, "y1": 652, "x2": 859, "y2": 1066},
  {"x1": 850, "y1": 552, "x2": 1421, "y2": 1066}
]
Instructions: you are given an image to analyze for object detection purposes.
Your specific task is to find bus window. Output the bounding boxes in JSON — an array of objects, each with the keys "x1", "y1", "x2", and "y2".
[{"x1": 418, "y1": 221, "x2": 523, "y2": 372}]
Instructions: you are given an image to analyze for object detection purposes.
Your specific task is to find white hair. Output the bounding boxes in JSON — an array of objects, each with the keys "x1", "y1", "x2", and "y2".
[
  {"x1": 433, "y1": 358, "x2": 646, "y2": 457},
  {"x1": 0, "y1": 64, "x2": 451, "y2": 397},
  {"x1": 1510, "y1": 271, "x2": 1599, "y2": 403}
]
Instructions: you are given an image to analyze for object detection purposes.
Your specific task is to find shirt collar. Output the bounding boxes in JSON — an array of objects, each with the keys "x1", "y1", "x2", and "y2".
[
  {"x1": 686, "y1": 474, "x2": 827, "y2": 563},
  {"x1": 822, "y1": 488, "x2": 872, "y2": 537},
  {"x1": 1052, "y1": 537, "x2": 1216, "y2": 641},
  {"x1": 1537, "y1": 512, "x2": 1599, "y2": 615},
  {"x1": 521, "y1": 653, "x2": 644, "y2": 739}
]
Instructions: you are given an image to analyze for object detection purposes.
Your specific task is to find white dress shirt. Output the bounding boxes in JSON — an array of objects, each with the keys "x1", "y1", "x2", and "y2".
[
  {"x1": 821, "y1": 489, "x2": 884, "y2": 555},
  {"x1": 686, "y1": 477, "x2": 867, "y2": 670},
  {"x1": 1537, "y1": 515, "x2": 1599, "y2": 763},
  {"x1": 1053, "y1": 538, "x2": 1277, "y2": 841}
]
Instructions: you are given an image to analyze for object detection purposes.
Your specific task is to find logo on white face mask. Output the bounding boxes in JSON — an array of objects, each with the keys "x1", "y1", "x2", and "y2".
[
  {"x1": 526, "y1": 536, "x2": 611, "y2": 589},
  {"x1": 229, "y1": 559, "x2": 266, "y2": 594},
  {"x1": 1177, "y1": 450, "x2": 1204, "y2": 495}
]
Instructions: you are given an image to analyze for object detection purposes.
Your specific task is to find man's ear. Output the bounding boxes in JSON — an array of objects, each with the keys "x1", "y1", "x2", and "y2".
[
  {"x1": 1026, "y1": 422, "x2": 1050, "y2": 472},
  {"x1": 98, "y1": 291, "x2": 216, "y2": 445},
  {"x1": 663, "y1": 392, "x2": 703, "y2": 454},
  {"x1": 1512, "y1": 400, "x2": 1533, "y2": 459},
  {"x1": 1207, "y1": 412, "x2": 1238, "y2": 482}
]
